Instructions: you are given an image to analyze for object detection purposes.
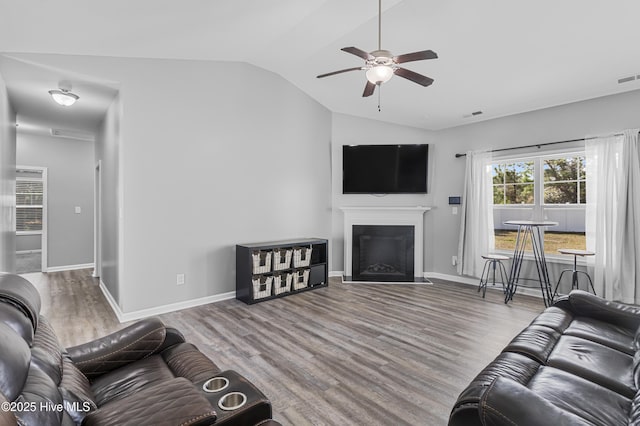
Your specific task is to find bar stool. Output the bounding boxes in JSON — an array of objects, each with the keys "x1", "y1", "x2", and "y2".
[
  {"x1": 478, "y1": 254, "x2": 509, "y2": 298},
  {"x1": 552, "y1": 249, "x2": 596, "y2": 301}
]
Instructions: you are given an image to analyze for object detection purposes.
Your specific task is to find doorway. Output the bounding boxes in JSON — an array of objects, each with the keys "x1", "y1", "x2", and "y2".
[{"x1": 15, "y1": 166, "x2": 47, "y2": 274}]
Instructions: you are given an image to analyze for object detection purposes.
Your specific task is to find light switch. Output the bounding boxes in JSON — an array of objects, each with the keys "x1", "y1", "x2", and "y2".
[
  {"x1": 75, "y1": 206, "x2": 82, "y2": 214},
  {"x1": 452, "y1": 206, "x2": 458, "y2": 215}
]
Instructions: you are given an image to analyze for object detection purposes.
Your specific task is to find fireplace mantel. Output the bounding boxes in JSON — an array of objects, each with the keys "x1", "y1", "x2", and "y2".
[{"x1": 340, "y1": 206, "x2": 431, "y2": 280}]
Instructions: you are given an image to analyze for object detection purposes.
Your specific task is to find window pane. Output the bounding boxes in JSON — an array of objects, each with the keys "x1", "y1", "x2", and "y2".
[
  {"x1": 493, "y1": 185, "x2": 505, "y2": 204},
  {"x1": 543, "y1": 232, "x2": 586, "y2": 253},
  {"x1": 504, "y1": 162, "x2": 533, "y2": 184},
  {"x1": 16, "y1": 194, "x2": 43, "y2": 205},
  {"x1": 516, "y1": 184, "x2": 534, "y2": 204},
  {"x1": 505, "y1": 185, "x2": 516, "y2": 203},
  {"x1": 504, "y1": 184, "x2": 534, "y2": 204},
  {"x1": 544, "y1": 158, "x2": 578, "y2": 182},
  {"x1": 579, "y1": 181, "x2": 586, "y2": 204},
  {"x1": 16, "y1": 179, "x2": 44, "y2": 232},
  {"x1": 16, "y1": 181, "x2": 43, "y2": 206},
  {"x1": 492, "y1": 165, "x2": 505, "y2": 185},
  {"x1": 494, "y1": 229, "x2": 518, "y2": 252},
  {"x1": 16, "y1": 207, "x2": 43, "y2": 231},
  {"x1": 544, "y1": 182, "x2": 578, "y2": 204}
]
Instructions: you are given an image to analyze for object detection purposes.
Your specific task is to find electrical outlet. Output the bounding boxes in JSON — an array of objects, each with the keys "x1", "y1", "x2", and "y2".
[
  {"x1": 176, "y1": 273, "x2": 185, "y2": 285},
  {"x1": 452, "y1": 256, "x2": 457, "y2": 266}
]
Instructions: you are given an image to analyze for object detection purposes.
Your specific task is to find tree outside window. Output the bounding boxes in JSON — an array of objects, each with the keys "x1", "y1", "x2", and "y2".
[
  {"x1": 492, "y1": 161, "x2": 534, "y2": 205},
  {"x1": 543, "y1": 157, "x2": 586, "y2": 204}
]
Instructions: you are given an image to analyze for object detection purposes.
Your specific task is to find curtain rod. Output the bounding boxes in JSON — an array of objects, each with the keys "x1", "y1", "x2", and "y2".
[{"x1": 454, "y1": 137, "x2": 586, "y2": 158}]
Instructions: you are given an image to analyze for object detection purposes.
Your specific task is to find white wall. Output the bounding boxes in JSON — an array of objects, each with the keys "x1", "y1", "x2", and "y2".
[
  {"x1": 118, "y1": 59, "x2": 332, "y2": 313},
  {"x1": 9, "y1": 53, "x2": 640, "y2": 310},
  {"x1": 330, "y1": 113, "x2": 435, "y2": 272},
  {"x1": 431, "y1": 88, "x2": 640, "y2": 278},
  {"x1": 0, "y1": 74, "x2": 16, "y2": 273},
  {"x1": 16, "y1": 132, "x2": 94, "y2": 268},
  {"x1": 330, "y1": 89, "x2": 640, "y2": 282},
  {"x1": 10, "y1": 53, "x2": 333, "y2": 313},
  {"x1": 95, "y1": 94, "x2": 122, "y2": 305}
]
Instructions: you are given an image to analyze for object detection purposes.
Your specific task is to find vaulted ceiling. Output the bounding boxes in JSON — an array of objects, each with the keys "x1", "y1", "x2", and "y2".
[{"x1": 1, "y1": 0, "x2": 640, "y2": 132}]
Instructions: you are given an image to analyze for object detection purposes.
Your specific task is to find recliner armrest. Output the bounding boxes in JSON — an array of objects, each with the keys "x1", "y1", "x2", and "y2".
[
  {"x1": 480, "y1": 377, "x2": 592, "y2": 426},
  {"x1": 67, "y1": 317, "x2": 181, "y2": 379},
  {"x1": 82, "y1": 377, "x2": 216, "y2": 426},
  {"x1": 564, "y1": 290, "x2": 640, "y2": 331}
]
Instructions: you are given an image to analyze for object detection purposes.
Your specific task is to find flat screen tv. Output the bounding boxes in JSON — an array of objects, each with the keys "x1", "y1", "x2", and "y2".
[{"x1": 342, "y1": 144, "x2": 429, "y2": 194}]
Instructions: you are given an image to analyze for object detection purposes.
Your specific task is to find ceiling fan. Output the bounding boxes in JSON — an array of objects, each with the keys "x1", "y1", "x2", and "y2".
[{"x1": 317, "y1": 0, "x2": 438, "y2": 98}]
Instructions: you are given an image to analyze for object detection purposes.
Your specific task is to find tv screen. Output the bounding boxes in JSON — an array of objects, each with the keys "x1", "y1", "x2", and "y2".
[{"x1": 342, "y1": 144, "x2": 429, "y2": 194}]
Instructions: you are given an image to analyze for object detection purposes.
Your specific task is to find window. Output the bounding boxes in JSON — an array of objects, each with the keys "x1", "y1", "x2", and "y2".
[
  {"x1": 492, "y1": 161, "x2": 534, "y2": 205},
  {"x1": 543, "y1": 157, "x2": 586, "y2": 204},
  {"x1": 16, "y1": 179, "x2": 43, "y2": 233},
  {"x1": 493, "y1": 153, "x2": 586, "y2": 255}
]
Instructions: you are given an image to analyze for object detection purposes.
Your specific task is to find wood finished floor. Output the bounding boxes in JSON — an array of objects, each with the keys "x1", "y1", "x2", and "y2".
[{"x1": 26, "y1": 269, "x2": 544, "y2": 425}]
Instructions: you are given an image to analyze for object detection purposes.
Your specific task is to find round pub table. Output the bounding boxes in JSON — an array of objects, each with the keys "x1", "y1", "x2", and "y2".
[{"x1": 503, "y1": 220, "x2": 559, "y2": 307}]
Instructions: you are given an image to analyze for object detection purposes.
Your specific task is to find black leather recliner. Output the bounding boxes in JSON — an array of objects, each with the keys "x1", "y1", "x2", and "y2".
[
  {"x1": 449, "y1": 290, "x2": 640, "y2": 425},
  {"x1": 0, "y1": 272, "x2": 280, "y2": 426}
]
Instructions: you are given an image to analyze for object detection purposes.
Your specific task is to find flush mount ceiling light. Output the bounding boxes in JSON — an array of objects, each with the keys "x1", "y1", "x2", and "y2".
[{"x1": 48, "y1": 88, "x2": 79, "y2": 107}]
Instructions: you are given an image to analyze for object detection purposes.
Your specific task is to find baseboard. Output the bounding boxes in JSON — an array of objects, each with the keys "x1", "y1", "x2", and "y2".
[
  {"x1": 426, "y1": 272, "x2": 544, "y2": 299},
  {"x1": 46, "y1": 263, "x2": 95, "y2": 273},
  {"x1": 99, "y1": 280, "x2": 124, "y2": 322},
  {"x1": 16, "y1": 249, "x2": 42, "y2": 254},
  {"x1": 425, "y1": 272, "x2": 478, "y2": 286},
  {"x1": 98, "y1": 281, "x2": 237, "y2": 323},
  {"x1": 333, "y1": 270, "x2": 543, "y2": 299}
]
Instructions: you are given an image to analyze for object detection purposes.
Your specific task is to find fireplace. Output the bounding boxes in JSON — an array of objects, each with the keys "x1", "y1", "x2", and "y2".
[
  {"x1": 352, "y1": 225, "x2": 414, "y2": 281},
  {"x1": 341, "y1": 206, "x2": 431, "y2": 283}
]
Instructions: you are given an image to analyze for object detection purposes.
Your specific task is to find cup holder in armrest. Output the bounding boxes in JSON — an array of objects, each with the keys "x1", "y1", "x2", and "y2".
[
  {"x1": 218, "y1": 392, "x2": 247, "y2": 411},
  {"x1": 202, "y1": 376, "x2": 229, "y2": 393},
  {"x1": 198, "y1": 370, "x2": 272, "y2": 424}
]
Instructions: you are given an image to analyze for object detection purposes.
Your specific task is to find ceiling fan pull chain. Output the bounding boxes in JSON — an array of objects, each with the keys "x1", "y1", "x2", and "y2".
[
  {"x1": 378, "y1": 0, "x2": 382, "y2": 51},
  {"x1": 378, "y1": 85, "x2": 382, "y2": 112}
]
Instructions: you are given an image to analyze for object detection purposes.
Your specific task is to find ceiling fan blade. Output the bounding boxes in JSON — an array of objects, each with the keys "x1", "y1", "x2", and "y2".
[
  {"x1": 317, "y1": 67, "x2": 363, "y2": 79},
  {"x1": 362, "y1": 81, "x2": 376, "y2": 97},
  {"x1": 393, "y1": 50, "x2": 438, "y2": 64},
  {"x1": 341, "y1": 47, "x2": 373, "y2": 60},
  {"x1": 394, "y1": 67, "x2": 434, "y2": 87}
]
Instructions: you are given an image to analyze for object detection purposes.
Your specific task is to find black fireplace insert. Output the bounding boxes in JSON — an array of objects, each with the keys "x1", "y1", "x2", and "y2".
[{"x1": 352, "y1": 225, "x2": 415, "y2": 282}]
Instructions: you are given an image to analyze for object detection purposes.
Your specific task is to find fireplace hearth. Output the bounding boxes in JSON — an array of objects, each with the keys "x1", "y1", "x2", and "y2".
[{"x1": 352, "y1": 225, "x2": 414, "y2": 282}]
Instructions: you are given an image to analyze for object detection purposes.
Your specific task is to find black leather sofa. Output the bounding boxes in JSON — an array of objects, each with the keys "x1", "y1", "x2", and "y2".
[
  {"x1": 0, "y1": 272, "x2": 281, "y2": 426},
  {"x1": 449, "y1": 290, "x2": 640, "y2": 426}
]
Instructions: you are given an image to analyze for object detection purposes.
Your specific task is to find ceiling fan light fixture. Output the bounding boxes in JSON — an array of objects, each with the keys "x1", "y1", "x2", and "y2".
[
  {"x1": 366, "y1": 65, "x2": 394, "y2": 85},
  {"x1": 48, "y1": 89, "x2": 79, "y2": 107}
]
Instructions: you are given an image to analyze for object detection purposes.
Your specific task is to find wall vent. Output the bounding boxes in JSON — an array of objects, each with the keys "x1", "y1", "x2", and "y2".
[
  {"x1": 618, "y1": 75, "x2": 636, "y2": 84},
  {"x1": 50, "y1": 128, "x2": 95, "y2": 142}
]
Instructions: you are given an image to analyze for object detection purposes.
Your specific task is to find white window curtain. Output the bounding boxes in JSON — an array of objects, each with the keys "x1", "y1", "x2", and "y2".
[
  {"x1": 457, "y1": 150, "x2": 494, "y2": 277},
  {"x1": 585, "y1": 128, "x2": 640, "y2": 303}
]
